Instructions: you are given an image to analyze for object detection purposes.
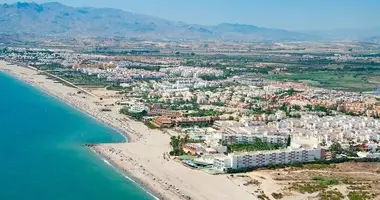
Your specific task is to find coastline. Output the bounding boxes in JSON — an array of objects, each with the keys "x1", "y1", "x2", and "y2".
[
  {"x1": 0, "y1": 66, "x2": 132, "y2": 143},
  {"x1": 87, "y1": 145, "x2": 161, "y2": 200},
  {"x1": 0, "y1": 61, "x2": 259, "y2": 200},
  {"x1": 0, "y1": 61, "x2": 166, "y2": 199}
]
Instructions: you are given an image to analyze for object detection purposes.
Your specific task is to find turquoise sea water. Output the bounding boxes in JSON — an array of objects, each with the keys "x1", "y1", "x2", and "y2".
[{"x1": 0, "y1": 72, "x2": 152, "y2": 200}]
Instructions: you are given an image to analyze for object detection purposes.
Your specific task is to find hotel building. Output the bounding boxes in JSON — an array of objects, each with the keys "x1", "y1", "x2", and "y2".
[
  {"x1": 213, "y1": 148, "x2": 323, "y2": 172},
  {"x1": 218, "y1": 134, "x2": 287, "y2": 145}
]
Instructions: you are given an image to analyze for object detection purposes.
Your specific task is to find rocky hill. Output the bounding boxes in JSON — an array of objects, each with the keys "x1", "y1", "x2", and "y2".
[{"x1": 0, "y1": 2, "x2": 311, "y2": 41}]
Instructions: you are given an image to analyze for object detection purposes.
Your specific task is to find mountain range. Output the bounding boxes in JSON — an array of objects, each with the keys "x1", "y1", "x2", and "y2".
[{"x1": 0, "y1": 2, "x2": 313, "y2": 41}]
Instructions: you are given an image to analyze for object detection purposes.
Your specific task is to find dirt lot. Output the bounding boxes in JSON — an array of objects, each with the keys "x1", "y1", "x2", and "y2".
[{"x1": 228, "y1": 162, "x2": 380, "y2": 200}]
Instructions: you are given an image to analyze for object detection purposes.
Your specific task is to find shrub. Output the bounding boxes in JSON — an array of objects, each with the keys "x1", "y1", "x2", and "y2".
[
  {"x1": 271, "y1": 192, "x2": 283, "y2": 199},
  {"x1": 257, "y1": 194, "x2": 270, "y2": 200},
  {"x1": 312, "y1": 176, "x2": 339, "y2": 185},
  {"x1": 347, "y1": 191, "x2": 373, "y2": 200},
  {"x1": 291, "y1": 182, "x2": 328, "y2": 194},
  {"x1": 319, "y1": 189, "x2": 344, "y2": 200}
]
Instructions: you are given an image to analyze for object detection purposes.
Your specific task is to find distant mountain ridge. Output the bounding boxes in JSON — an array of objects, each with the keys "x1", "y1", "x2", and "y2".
[
  {"x1": 0, "y1": 2, "x2": 312, "y2": 41},
  {"x1": 305, "y1": 27, "x2": 380, "y2": 41}
]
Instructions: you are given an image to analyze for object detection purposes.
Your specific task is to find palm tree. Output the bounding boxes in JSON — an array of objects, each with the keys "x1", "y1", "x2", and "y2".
[
  {"x1": 184, "y1": 134, "x2": 189, "y2": 144},
  {"x1": 179, "y1": 134, "x2": 189, "y2": 150},
  {"x1": 348, "y1": 140, "x2": 355, "y2": 152},
  {"x1": 287, "y1": 135, "x2": 291, "y2": 147}
]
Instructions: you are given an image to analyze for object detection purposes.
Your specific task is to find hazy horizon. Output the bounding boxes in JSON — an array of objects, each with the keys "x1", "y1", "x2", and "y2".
[{"x1": 0, "y1": 0, "x2": 379, "y2": 31}]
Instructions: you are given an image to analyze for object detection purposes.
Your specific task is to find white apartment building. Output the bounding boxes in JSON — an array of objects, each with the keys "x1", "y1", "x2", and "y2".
[
  {"x1": 230, "y1": 134, "x2": 287, "y2": 145},
  {"x1": 128, "y1": 102, "x2": 149, "y2": 113},
  {"x1": 213, "y1": 148, "x2": 323, "y2": 172},
  {"x1": 212, "y1": 120, "x2": 242, "y2": 130},
  {"x1": 207, "y1": 133, "x2": 288, "y2": 146}
]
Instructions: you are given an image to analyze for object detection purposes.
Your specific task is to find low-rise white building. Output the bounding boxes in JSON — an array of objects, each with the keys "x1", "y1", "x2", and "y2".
[
  {"x1": 213, "y1": 156, "x2": 232, "y2": 170},
  {"x1": 128, "y1": 102, "x2": 149, "y2": 113},
  {"x1": 206, "y1": 133, "x2": 288, "y2": 146},
  {"x1": 213, "y1": 147, "x2": 323, "y2": 172},
  {"x1": 366, "y1": 153, "x2": 380, "y2": 159}
]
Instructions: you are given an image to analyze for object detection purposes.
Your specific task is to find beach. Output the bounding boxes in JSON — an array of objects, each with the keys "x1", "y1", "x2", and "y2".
[
  {"x1": 0, "y1": 64, "x2": 152, "y2": 200},
  {"x1": 0, "y1": 61, "x2": 257, "y2": 200}
]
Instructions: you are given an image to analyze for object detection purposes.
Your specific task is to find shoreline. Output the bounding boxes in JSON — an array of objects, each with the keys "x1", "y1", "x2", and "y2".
[
  {"x1": 0, "y1": 64, "x2": 133, "y2": 143},
  {"x1": 87, "y1": 145, "x2": 161, "y2": 200},
  {"x1": 0, "y1": 62, "x2": 167, "y2": 200},
  {"x1": 0, "y1": 66, "x2": 133, "y2": 143},
  {"x1": 0, "y1": 61, "x2": 260, "y2": 200}
]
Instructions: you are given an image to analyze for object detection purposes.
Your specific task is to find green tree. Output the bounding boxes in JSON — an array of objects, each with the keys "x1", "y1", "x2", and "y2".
[
  {"x1": 305, "y1": 104, "x2": 313, "y2": 111},
  {"x1": 320, "y1": 138, "x2": 327, "y2": 146},
  {"x1": 169, "y1": 136, "x2": 183, "y2": 156},
  {"x1": 181, "y1": 134, "x2": 189, "y2": 147},
  {"x1": 293, "y1": 105, "x2": 301, "y2": 111},
  {"x1": 287, "y1": 135, "x2": 291, "y2": 147},
  {"x1": 329, "y1": 142, "x2": 343, "y2": 158},
  {"x1": 280, "y1": 103, "x2": 287, "y2": 112}
]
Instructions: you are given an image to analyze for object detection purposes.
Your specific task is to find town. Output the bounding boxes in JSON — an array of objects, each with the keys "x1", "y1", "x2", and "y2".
[
  {"x1": 3, "y1": 1, "x2": 380, "y2": 200},
  {"x1": 2, "y1": 43, "x2": 380, "y2": 200}
]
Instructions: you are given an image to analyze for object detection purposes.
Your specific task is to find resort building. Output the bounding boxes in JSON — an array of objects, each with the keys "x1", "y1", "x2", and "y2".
[
  {"x1": 152, "y1": 117, "x2": 173, "y2": 128},
  {"x1": 206, "y1": 133, "x2": 288, "y2": 146},
  {"x1": 213, "y1": 147, "x2": 323, "y2": 172},
  {"x1": 174, "y1": 117, "x2": 214, "y2": 127},
  {"x1": 212, "y1": 120, "x2": 242, "y2": 130},
  {"x1": 128, "y1": 102, "x2": 149, "y2": 113},
  {"x1": 148, "y1": 109, "x2": 183, "y2": 118},
  {"x1": 152, "y1": 116, "x2": 215, "y2": 128},
  {"x1": 183, "y1": 144, "x2": 205, "y2": 155}
]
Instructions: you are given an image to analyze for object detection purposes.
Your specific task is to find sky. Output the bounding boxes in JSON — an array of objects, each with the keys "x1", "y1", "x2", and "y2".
[{"x1": 1, "y1": 0, "x2": 380, "y2": 31}]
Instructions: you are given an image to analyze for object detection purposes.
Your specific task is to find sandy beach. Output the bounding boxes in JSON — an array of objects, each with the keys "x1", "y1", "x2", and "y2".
[{"x1": 0, "y1": 61, "x2": 259, "y2": 200}]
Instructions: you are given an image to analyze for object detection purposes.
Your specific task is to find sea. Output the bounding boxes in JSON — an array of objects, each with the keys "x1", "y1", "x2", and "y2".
[{"x1": 0, "y1": 72, "x2": 153, "y2": 200}]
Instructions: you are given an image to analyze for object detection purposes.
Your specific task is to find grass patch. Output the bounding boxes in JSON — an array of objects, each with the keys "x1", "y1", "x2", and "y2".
[
  {"x1": 145, "y1": 121, "x2": 158, "y2": 129},
  {"x1": 347, "y1": 191, "x2": 375, "y2": 200},
  {"x1": 303, "y1": 163, "x2": 333, "y2": 170},
  {"x1": 347, "y1": 185, "x2": 371, "y2": 190},
  {"x1": 319, "y1": 189, "x2": 344, "y2": 200},
  {"x1": 106, "y1": 84, "x2": 125, "y2": 91},
  {"x1": 291, "y1": 182, "x2": 328, "y2": 194},
  {"x1": 312, "y1": 176, "x2": 339, "y2": 186},
  {"x1": 342, "y1": 179, "x2": 355, "y2": 185}
]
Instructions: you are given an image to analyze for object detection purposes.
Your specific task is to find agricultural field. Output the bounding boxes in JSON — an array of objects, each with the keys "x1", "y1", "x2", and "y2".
[{"x1": 269, "y1": 72, "x2": 380, "y2": 92}]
